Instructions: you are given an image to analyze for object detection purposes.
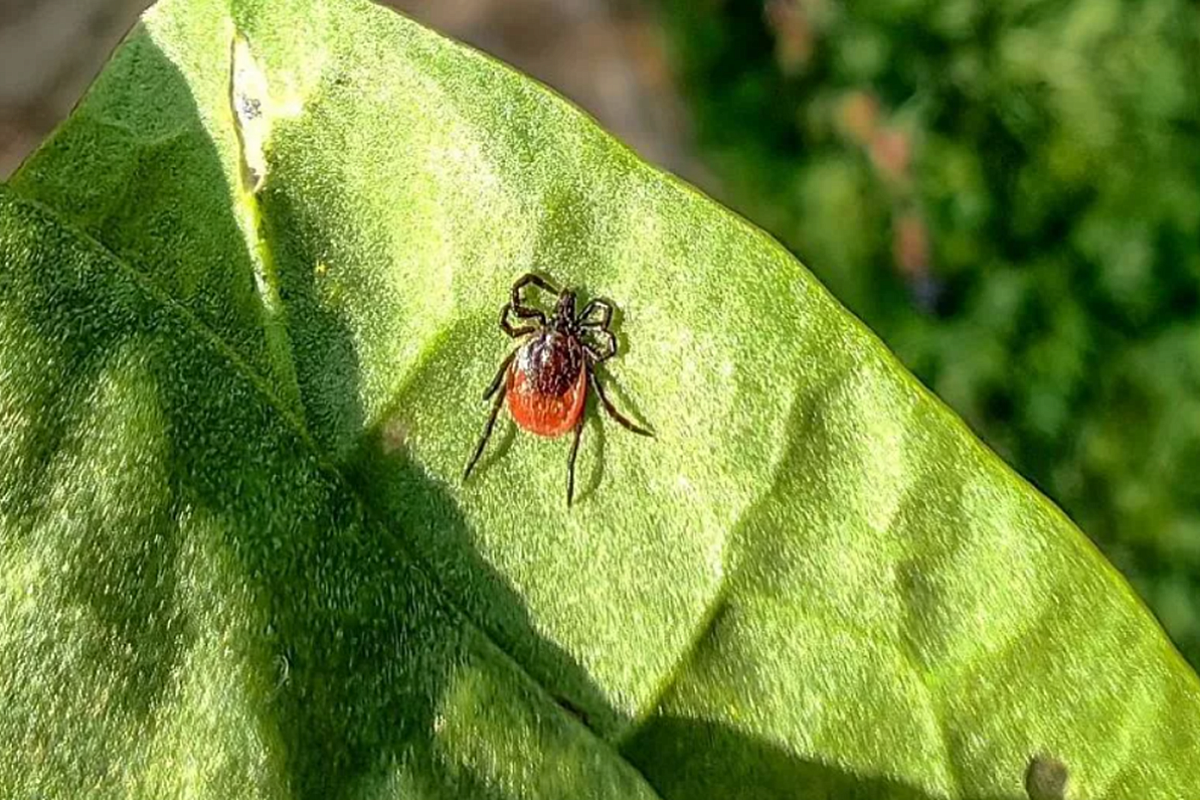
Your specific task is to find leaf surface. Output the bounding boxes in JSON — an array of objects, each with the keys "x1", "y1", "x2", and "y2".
[{"x1": 3, "y1": 0, "x2": 1198, "y2": 796}]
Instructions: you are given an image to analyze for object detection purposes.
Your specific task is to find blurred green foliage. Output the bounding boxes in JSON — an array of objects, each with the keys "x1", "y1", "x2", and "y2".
[{"x1": 660, "y1": 0, "x2": 1200, "y2": 665}]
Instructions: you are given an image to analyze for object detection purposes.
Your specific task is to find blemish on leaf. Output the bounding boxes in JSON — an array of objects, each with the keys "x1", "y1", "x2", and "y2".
[
  {"x1": 224, "y1": 32, "x2": 306, "y2": 417},
  {"x1": 272, "y1": 653, "x2": 290, "y2": 691},
  {"x1": 380, "y1": 415, "x2": 409, "y2": 454},
  {"x1": 238, "y1": 95, "x2": 263, "y2": 121},
  {"x1": 1025, "y1": 754, "x2": 1069, "y2": 800},
  {"x1": 230, "y1": 34, "x2": 271, "y2": 192}
]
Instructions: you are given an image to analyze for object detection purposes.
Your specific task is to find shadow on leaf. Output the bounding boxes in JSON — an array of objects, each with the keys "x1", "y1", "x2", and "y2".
[{"x1": 623, "y1": 715, "x2": 1024, "y2": 800}]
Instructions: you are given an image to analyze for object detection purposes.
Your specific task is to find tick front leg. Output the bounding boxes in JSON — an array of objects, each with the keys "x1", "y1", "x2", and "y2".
[
  {"x1": 500, "y1": 303, "x2": 539, "y2": 338},
  {"x1": 589, "y1": 368, "x2": 653, "y2": 437},
  {"x1": 511, "y1": 273, "x2": 557, "y2": 323},
  {"x1": 567, "y1": 417, "x2": 584, "y2": 507},
  {"x1": 464, "y1": 384, "x2": 507, "y2": 482}
]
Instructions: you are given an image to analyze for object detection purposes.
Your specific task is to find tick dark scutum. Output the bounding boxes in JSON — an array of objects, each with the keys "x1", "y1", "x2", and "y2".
[
  {"x1": 521, "y1": 318, "x2": 583, "y2": 397},
  {"x1": 462, "y1": 272, "x2": 653, "y2": 506}
]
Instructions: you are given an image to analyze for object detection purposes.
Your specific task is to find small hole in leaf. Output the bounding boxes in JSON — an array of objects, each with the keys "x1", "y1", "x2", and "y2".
[{"x1": 1025, "y1": 754, "x2": 1069, "y2": 800}]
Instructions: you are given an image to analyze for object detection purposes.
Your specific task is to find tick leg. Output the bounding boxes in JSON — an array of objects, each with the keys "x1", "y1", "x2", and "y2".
[
  {"x1": 463, "y1": 384, "x2": 507, "y2": 482},
  {"x1": 567, "y1": 417, "x2": 584, "y2": 507},
  {"x1": 512, "y1": 273, "x2": 558, "y2": 323},
  {"x1": 582, "y1": 331, "x2": 617, "y2": 363},
  {"x1": 483, "y1": 350, "x2": 517, "y2": 400},
  {"x1": 514, "y1": 272, "x2": 559, "y2": 297},
  {"x1": 578, "y1": 299, "x2": 613, "y2": 329},
  {"x1": 500, "y1": 303, "x2": 538, "y2": 338},
  {"x1": 511, "y1": 304, "x2": 546, "y2": 326},
  {"x1": 589, "y1": 368, "x2": 653, "y2": 436}
]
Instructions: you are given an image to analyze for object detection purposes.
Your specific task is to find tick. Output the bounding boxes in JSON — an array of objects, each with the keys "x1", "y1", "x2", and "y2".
[{"x1": 462, "y1": 272, "x2": 653, "y2": 505}]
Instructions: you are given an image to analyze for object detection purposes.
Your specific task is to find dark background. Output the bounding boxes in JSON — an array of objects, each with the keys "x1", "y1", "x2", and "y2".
[{"x1": 4, "y1": 0, "x2": 1199, "y2": 669}]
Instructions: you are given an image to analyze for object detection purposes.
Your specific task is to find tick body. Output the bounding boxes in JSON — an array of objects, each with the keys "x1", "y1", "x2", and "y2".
[
  {"x1": 508, "y1": 331, "x2": 587, "y2": 437},
  {"x1": 463, "y1": 273, "x2": 652, "y2": 506}
]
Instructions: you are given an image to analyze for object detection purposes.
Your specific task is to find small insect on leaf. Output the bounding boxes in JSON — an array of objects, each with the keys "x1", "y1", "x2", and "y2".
[{"x1": 463, "y1": 273, "x2": 653, "y2": 506}]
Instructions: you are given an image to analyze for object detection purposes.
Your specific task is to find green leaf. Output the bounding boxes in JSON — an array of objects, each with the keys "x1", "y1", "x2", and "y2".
[{"x1": 2, "y1": 0, "x2": 1198, "y2": 796}]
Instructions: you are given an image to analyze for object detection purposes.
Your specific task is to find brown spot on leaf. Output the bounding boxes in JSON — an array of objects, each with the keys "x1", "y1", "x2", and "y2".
[
  {"x1": 380, "y1": 415, "x2": 409, "y2": 454},
  {"x1": 1025, "y1": 754, "x2": 1069, "y2": 800}
]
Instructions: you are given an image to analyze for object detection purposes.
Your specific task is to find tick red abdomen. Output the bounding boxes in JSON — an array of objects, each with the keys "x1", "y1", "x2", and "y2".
[{"x1": 507, "y1": 331, "x2": 587, "y2": 437}]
